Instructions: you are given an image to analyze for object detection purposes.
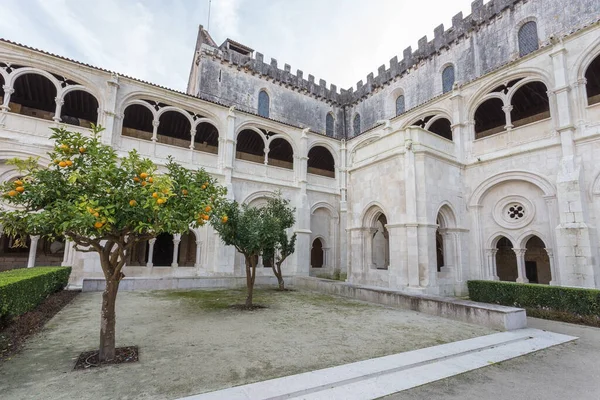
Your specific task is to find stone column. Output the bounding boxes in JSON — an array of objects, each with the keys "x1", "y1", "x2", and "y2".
[
  {"x1": 0, "y1": 87, "x2": 14, "y2": 129},
  {"x1": 290, "y1": 128, "x2": 311, "y2": 276},
  {"x1": 53, "y1": 96, "x2": 64, "y2": 123},
  {"x1": 263, "y1": 146, "x2": 269, "y2": 165},
  {"x1": 449, "y1": 89, "x2": 465, "y2": 162},
  {"x1": 404, "y1": 131, "x2": 420, "y2": 289},
  {"x1": 387, "y1": 224, "x2": 408, "y2": 288},
  {"x1": 502, "y1": 105, "x2": 514, "y2": 130},
  {"x1": 545, "y1": 248, "x2": 557, "y2": 286},
  {"x1": 146, "y1": 238, "x2": 156, "y2": 268},
  {"x1": 322, "y1": 247, "x2": 330, "y2": 269},
  {"x1": 151, "y1": 119, "x2": 159, "y2": 142},
  {"x1": 485, "y1": 248, "x2": 499, "y2": 280},
  {"x1": 512, "y1": 248, "x2": 528, "y2": 283},
  {"x1": 339, "y1": 139, "x2": 348, "y2": 276},
  {"x1": 189, "y1": 127, "x2": 196, "y2": 150},
  {"x1": 171, "y1": 234, "x2": 181, "y2": 268},
  {"x1": 102, "y1": 72, "x2": 120, "y2": 145},
  {"x1": 27, "y1": 235, "x2": 40, "y2": 268},
  {"x1": 194, "y1": 239, "x2": 202, "y2": 269}
]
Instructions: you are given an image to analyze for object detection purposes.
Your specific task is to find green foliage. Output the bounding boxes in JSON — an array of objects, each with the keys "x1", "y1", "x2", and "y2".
[
  {"x1": 0, "y1": 126, "x2": 227, "y2": 243},
  {"x1": 211, "y1": 200, "x2": 265, "y2": 258},
  {"x1": 0, "y1": 267, "x2": 71, "y2": 319},
  {"x1": 467, "y1": 280, "x2": 600, "y2": 316},
  {"x1": 262, "y1": 195, "x2": 296, "y2": 268}
]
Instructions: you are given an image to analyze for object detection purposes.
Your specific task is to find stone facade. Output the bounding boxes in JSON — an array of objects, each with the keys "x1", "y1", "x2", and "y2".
[{"x1": 1, "y1": 0, "x2": 600, "y2": 295}]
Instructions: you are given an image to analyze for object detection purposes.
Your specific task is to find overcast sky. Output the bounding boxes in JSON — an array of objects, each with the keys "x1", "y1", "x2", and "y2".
[{"x1": 0, "y1": 0, "x2": 478, "y2": 91}]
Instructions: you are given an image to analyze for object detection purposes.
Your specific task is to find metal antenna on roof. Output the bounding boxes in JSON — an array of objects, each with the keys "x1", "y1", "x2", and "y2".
[{"x1": 207, "y1": 0, "x2": 212, "y2": 32}]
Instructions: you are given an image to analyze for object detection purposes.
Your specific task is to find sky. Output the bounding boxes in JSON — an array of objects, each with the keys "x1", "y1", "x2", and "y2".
[{"x1": 0, "y1": 0, "x2": 479, "y2": 92}]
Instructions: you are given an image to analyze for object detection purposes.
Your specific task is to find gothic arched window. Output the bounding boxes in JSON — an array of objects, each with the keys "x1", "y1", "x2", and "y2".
[
  {"x1": 326, "y1": 113, "x2": 334, "y2": 136},
  {"x1": 353, "y1": 114, "x2": 361, "y2": 135},
  {"x1": 442, "y1": 66, "x2": 455, "y2": 94},
  {"x1": 518, "y1": 21, "x2": 539, "y2": 57},
  {"x1": 258, "y1": 90, "x2": 270, "y2": 118},
  {"x1": 395, "y1": 94, "x2": 405, "y2": 116}
]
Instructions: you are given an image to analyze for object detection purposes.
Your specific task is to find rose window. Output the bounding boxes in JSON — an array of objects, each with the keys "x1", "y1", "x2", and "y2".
[{"x1": 507, "y1": 204, "x2": 525, "y2": 220}]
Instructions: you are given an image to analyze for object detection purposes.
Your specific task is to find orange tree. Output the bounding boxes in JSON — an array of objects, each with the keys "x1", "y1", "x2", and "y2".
[
  {"x1": 262, "y1": 195, "x2": 296, "y2": 291},
  {"x1": 0, "y1": 126, "x2": 227, "y2": 362}
]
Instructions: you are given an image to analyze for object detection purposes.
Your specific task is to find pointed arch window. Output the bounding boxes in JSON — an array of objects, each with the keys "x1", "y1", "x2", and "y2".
[
  {"x1": 395, "y1": 94, "x2": 405, "y2": 116},
  {"x1": 353, "y1": 114, "x2": 361, "y2": 136},
  {"x1": 442, "y1": 66, "x2": 455, "y2": 94},
  {"x1": 258, "y1": 90, "x2": 270, "y2": 118},
  {"x1": 326, "y1": 113, "x2": 334, "y2": 136},
  {"x1": 518, "y1": 21, "x2": 539, "y2": 57}
]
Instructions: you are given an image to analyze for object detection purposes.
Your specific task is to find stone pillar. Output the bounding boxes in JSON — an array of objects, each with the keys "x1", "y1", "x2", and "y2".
[
  {"x1": 146, "y1": 238, "x2": 156, "y2": 268},
  {"x1": 550, "y1": 42, "x2": 597, "y2": 288},
  {"x1": 189, "y1": 128, "x2": 196, "y2": 150},
  {"x1": 485, "y1": 248, "x2": 499, "y2": 280},
  {"x1": 27, "y1": 235, "x2": 40, "y2": 268},
  {"x1": 263, "y1": 146, "x2": 269, "y2": 165},
  {"x1": 53, "y1": 96, "x2": 64, "y2": 123},
  {"x1": 61, "y1": 240, "x2": 75, "y2": 267},
  {"x1": 171, "y1": 233, "x2": 181, "y2": 268},
  {"x1": 502, "y1": 105, "x2": 514, "y2": 130},
  {"x1": 103, "y1": 72, "x2": 120, "y2": 145},
  {"x1": 339, "y1": 139, "x2": 348, "y2": 276},
  {"x1": 151, "y1": 119, "x2": 159, "y2": 142},
  {"x1": 387, "y1": 224, "x2": 408, "y2": 288},
  {"x1": 512, "y1": 248, "x2": 528, "y2": 283},
  {"x1": 403, "y1": 131, "x2": 421, "y2": 289},
  {"x1": 322, "y1": 247, "x2": 330, "y2": 269},
  {"x1": 290, "y1": 128, "x2": 311, "y2": 276},
  {"x1": 194, "y1": 239, "x2": 202, "y2": 269},
  {"x1": 1, "y1": 86, "x2": 13, "y2": 110},
  {"x1": 545, "y1": 248, "x2": 557, "y2": 286},
  {"x1": 449, "y1": 89, "x2": 465, "y2": 162}
]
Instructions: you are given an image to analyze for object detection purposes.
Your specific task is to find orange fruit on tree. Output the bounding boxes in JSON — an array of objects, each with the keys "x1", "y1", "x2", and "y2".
[
  {"x1": 139, "y1": 172, "x2": 148, "y2": 179},
  {"x1": 58, "y1": 161, "x2": 67, "y2": 168},
  {"x1": 162, "y1": 189, "x2": 169, "y2": 194},
  {"x1": 133, "y1": 176, "x2": 140, "y2": 182},
  {"x1": 65, "y1": 160, "x2": 73, "y2": 167},
  {"x1": 221, "y1": 216, "x2": 228, "y2": 223},
  {"x1": 141, "y1": 181, "x2": 147, "y2": 186},
  {"x1": 94, "y1": 221, "x2": 104, "y2": 229},
  {"x1": 152, "y1": 192, "x2": 159, "y2": 198},
  {"x1": 79, "y1": 147, "x2": 86, "y2": 153},
  {"x1": 8, "y1": 190, "x2": 18, "y2": 197},
  {"x1": 182, "y1": 189, "x2": 188, "y2": 195},
  {"x1": 129, "y1": 200, "x2": 137, "y2": 206},
  {"x1": 204, "y1": 205, "x2": 211, "y2": 212},
  {"x1": 15, "y1": 186, "x2": 25, "y2": 193},
  {"x1": 157, "y1": 198, "x2": 166, "y2": 204},
  {"x1": 201, "y1": 185, "x2": 206, "y2": 190},
  {"x1": 59, "y1": 144, "x2": 68, "y2": 150},
  {"x1": 14, "y1": 180, "x2": 23, "y2": 186},
  {"x1": 202, "y1": 214, "x2": 209, "y2": 221},
  {"x1": 147, "y1": 177, "x2": 153, "y2": 183},
  {"x1": 93, "y1": 212, "x2": 100, "y2": 217},
  {"x1": 54, "y1": 159, "x2": 60, "y2": 164}
]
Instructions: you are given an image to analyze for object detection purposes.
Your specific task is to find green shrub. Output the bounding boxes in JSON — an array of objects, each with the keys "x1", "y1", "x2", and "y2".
[
  {"x1": 0, "y1": 267, "x2": 71, "y2": 319},
  {"x1": 468, "y1": 280, "x2": 600, "y2": 316}
]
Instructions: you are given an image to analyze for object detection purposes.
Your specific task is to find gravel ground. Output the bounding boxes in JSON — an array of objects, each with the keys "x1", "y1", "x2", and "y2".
[{"x1": 0, "y1": 288, "x2": 494, "y2": 400}]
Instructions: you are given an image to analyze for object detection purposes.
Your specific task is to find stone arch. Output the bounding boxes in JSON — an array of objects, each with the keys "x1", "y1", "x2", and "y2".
[
  {"x1": 59, "y1": 88, "x2": 99, "y2": 127},
  {"x1": 435, "y1": 203, "x2": 458, "y2": 274},
  {"x1": 468, "y1": 170, "x2": 556, "y2": 208},
  {"x1": 8, "y1": 70, "x2": 59, "y2": 121},
  {"x1": 474, "y1": 97, "x2": 506, "y2": 139},
  {"x1": 441, "y1": 64, "x2": 455, "y2": 94},
  {"x1": 267, "y1": 137, "x2": 294, "y2": 169},
  {"x1": 193, "y1": 119, "x2": 219, "y2": 154},
  {"x1": 389, "y1": 87, "x2": 406, "y2": 117},
  {"x1": 236, "y1": 128, "x2": 267, "y2": 164},
  {"x1": 307, "y1": 145, "x2": 335, "y2": 177},
  {"x1": 516, "y1": 230, "x2": 550, "y2": 250},
  {"x1": 361, "y1": 202, "x2": 389, "y2": 227},
  {"x1": 522, "y1": 235, "x2": 551, "y2": 284},
  {"x1": 583, "y1": 52, "x2": 600, "y2": 106},
  {"x1": 326, "y1": 112, "x2": 335, "y2": 136},
  {"x1": 308, "y1": 141, "x2": 338, "y2": 165},
  {"x1": 494, "y1": 235, "x2": 518, "y2": 282},
  {"x1": 507, "y1": 80, "x2": 550, "y2": 128},
  {"x1": 243, "y1": 190, "x2": 276, "y2": 207},
  {"x1": 266, "y1": 131, "x2": 299, "y2": 157},
  {"x1": 157, "y1": 109, "x2": 192, "y2": 148},
  {"x1": 122, "y1": 102, "x2": 155, "y2": 140},
  {"x1": 403, "y1": 108, "x2": 453, "y2": 130},
  {"x1": 517, "y1": 20, "x2": 540, "y2": 57},
  {"x1": 258, "y1": 89, "x2": 270, "y2": 118},
  {"x1": 311, "y1": 237, "x2": 325, "y2": 268},
  {"x1": 310, "y1": 201, "x2": 339, "y2": 219},
  {"x1": 426, "y1": 117, "x2": 453, "y2": 140},
  {"x1": 436, "y1": 202, "x2": 457, "y2": 229}
]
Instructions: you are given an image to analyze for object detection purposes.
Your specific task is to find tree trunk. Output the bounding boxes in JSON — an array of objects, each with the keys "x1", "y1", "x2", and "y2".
[
  {"x1": 274, "y1": 261, "x2": 285, "y2": 290},
  {"x1": 99, "y1": 278, "x2": 119, "y2": 362},
  {"x1": 245, "y1": 256, "x2": 254, "y2": 308}
]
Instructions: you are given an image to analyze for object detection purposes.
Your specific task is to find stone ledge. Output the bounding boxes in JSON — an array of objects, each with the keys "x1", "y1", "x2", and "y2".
[
  {"x1": 293, "y1": 276, "x2": 526, "y2": 331},
  {"x1": 82, "y1": 275, "x2": 287, "y2": 292}
]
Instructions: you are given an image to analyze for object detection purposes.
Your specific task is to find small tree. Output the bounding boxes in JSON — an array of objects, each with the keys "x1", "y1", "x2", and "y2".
[
  {"x1": 262, "y1": 196, "x2": 296, "y2": 290},
  {"x1": 211, "y1": 200, "x2": 276, "y2": 307},
  {"x1": 0, "y1": 126, "x2": 227, "y2": 362}
]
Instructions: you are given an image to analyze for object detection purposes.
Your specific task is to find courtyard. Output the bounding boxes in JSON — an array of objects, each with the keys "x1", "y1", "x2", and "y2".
[{"x1": 0, "y1": 288, "x2": 494, "y2": 400}]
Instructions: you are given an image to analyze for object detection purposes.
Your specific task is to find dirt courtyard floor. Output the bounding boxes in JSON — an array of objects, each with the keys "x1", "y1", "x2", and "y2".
[{"x1": 0, "y1": 288, "x2": 494, "y2": 400}]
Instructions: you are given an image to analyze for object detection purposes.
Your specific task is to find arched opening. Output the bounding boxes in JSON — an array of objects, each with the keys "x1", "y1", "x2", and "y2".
[
  {"x1": 510, "y1": 81, "x2": 550, "y2": 128},
  {"x1": 0, "y1": 74, "x2": 5, "y2": 104},
  {"x1": 0, "y1": 234, "x2": 64, "y2": 272},
  {"x1": 9, "y1": 73, "x2": 57, "y2": 121},
  {"x1": 258, "y1": 90, "x2": 270, "y2": 118},
  {"x1": 157, "y1": 111, "x2": 192, "y2": 148},
  {"x1": 496, "y1": 237, "x2": 517, "y2": 282},
  {"x1": 353, "y1": 114, "x2": 361, "y2": 136},
  {"x1": 474, "y1": 98, "x2": 506, "y2": 139},
  {"x1": 524, "y1": 236, "x2": 551, "y2": 284},
  {"x1": 442, "y1": 65, "x2": 455, "y2": 94},
  {"x1": 372, "y1": 214, "x2": 389, "y2": 270},
  {"x1": 518, "y1": 21, "x2": 539, "y2": 57},
  {"x1": 326, "y1": 113, "x2": 334, "y2": 136},
  {"x1": 307, "y1": 146, "x2": 335, "y2": 178},
  {"x1": 194, "y1": 122, "x2": 219, "y2": 154},
  {"x1": 236, "y1": 129, "x2": 265, "y2": 164},
  {"x1": 311, "y1": 238, "x2": 324, "y2": 268},
  {"x1": 152, "y1": 233, "x2": 174, "y2": 267},
  {"x1": 396, "y1": 94, "x2": 405, "y2": 116},
  {"x1": 436, "y1": 229, "x2": 444, "y2": 273},
  {"x1": 60, "y1": 90, "x2": 99, "y2": 127},
  {"x1": 268, "y1": 138, "x2": 294, "y2": 169},
  {"x1": 128, "y1": 240, "x2": 149, "y2": 266},
  {"x1": 122, "y1": 103, "x2": 154, "y2": 140},
  {"x1": 585, "y1": 54, "x2": 600, "y2": 106},
  {"x1": 428, "y1": 118, "x2": 453, "y2": 140},
  {"x1": 178, "y1": 231, "x2": 197, "y2": 266}
]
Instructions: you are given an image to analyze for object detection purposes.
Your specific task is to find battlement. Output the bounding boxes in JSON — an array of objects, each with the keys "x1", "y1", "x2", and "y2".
[
  {"x1": 346, "y1": 0, "x2": 523, "y2": 103},
  {"x1": 199, "y1": 38, "x2": 342, "y2": 104}
]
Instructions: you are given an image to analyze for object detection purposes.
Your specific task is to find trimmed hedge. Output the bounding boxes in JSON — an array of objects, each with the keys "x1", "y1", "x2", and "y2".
[
  {"x1": 0, "y1": 267, "x2": 72, "y2": 319},
  {"x1": 468, "y1": 280, "x2": 600, "y2": 316}
]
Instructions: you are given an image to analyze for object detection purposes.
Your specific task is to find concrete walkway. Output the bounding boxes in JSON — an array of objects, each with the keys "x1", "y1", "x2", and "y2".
[{"x1": 383, "y1": 317, "x2": 600, "y2": 400}]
